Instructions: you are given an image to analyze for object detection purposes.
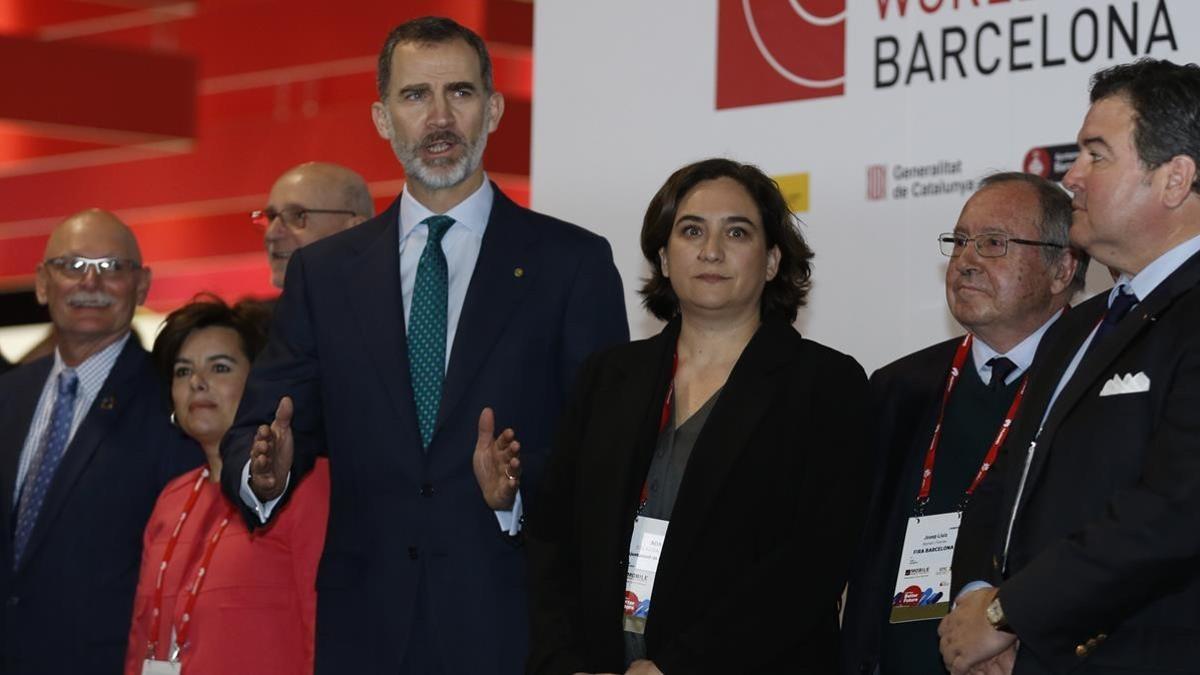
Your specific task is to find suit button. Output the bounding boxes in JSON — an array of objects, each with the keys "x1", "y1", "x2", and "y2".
[
  {"x1": 419, "y1": 483, "x2": 434, "y2": 497},
  {"x1": 408, "y1": 547, "x2": 419, "y2": 560},
  {"x1": 1075, "y1": 644, "x2": 1088, "y2": 657}
]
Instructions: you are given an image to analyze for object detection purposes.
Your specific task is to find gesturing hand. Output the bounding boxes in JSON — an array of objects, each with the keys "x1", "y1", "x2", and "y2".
[
  {"x1": 472, "y1": 407, "x2": 521, "y2": 510},
  {"x1": 249, "y1": 396, "x2": 295, "y2": 502}
]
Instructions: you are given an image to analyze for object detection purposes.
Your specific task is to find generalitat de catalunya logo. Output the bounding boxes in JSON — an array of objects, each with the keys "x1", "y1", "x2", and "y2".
[{"x1": 716, "y1": 0, "x2": 846, "y2": 110}]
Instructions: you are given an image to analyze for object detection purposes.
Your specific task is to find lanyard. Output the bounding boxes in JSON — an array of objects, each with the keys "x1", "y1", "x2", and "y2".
[
  {"x1": 639, "y1": 352, "x2": 678, "y2": 510},
  {"x1": 916, "y1": 334, "x2": 1027, "y2": 511},
  {"x1": 146, "y1": 469, "x2": 235, "y2": 662}
]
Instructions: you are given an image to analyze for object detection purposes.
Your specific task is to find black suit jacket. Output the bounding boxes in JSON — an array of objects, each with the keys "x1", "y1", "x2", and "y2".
[
  {"x1": 221, "y1": 185, "x2": 629, "y2": 675},
  {"x1": 841, "y1": 337, "x2": 960, "y2": 674},
  {"x1": 955, "y1": 249, "x2": 1200, "y2": 673},
  {"x1": 527, "y1": 318, "x2": 872, "y2": 674},
  {"x1": 0, "y1": 338, "x2": 199, "y2": 675}
]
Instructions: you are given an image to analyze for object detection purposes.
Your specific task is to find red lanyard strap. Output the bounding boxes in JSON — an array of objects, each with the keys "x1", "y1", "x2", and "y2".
[
  {"x1": 146, "y1": 469, "x2": 235, "y2": 660},
  {"x1": 640, "y1": 352, "x2": 678, "y2": 509},
  {"x1": 916, "y1": 334, "x2": 1027, "y2": 508}
]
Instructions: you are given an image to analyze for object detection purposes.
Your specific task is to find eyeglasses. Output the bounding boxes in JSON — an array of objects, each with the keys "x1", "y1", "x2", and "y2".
[
  {"x1": 938, "y1": 232, "x2": 1066, "y2": 258},
  {"x1": 250, "y1": 207, "x2": 357, "y2": 230},
  {"x1": 42, "y1": 256, "x2": 142, "y2": 278}
]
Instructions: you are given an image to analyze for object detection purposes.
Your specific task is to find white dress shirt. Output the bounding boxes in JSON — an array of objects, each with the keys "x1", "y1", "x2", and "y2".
[{"x1": 971, "y1": 309, "x2": 1064, "y2": 387}]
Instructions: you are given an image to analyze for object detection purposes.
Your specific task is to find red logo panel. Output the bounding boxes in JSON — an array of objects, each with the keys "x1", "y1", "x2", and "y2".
[{"x1": 716, "y1": 0, "x2": 846, "y2": 110}]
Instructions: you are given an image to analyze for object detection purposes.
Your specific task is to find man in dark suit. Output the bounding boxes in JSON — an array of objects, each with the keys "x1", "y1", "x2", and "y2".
[
  {"x1": 841, "y1": 173, "x2": 1084, "y2": 675},
  {"x1": 941, "y1": 59, "x2": 1200, "y2": 674},
  {"x1": 220, "y1": 16, "x2": 628, "y2": 675},
  {"x1": 0, "y1": 209, "x2": 197, "y2": 674}
]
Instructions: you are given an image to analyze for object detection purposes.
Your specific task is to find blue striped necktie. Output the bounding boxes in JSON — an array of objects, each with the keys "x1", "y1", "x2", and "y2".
[
  {"x1": 408, "y1": 215, "x2": 454, "y2": 450},
  {"x1": 14, "y1": 369, "x2": 79, "y2": 566}
]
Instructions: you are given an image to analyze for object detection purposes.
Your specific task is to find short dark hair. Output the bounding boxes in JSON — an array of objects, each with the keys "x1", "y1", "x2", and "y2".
[
  {"x1": 151, "y1": 295, "x2": 272, "y2": 396},
  {"x1": 978, "y1": 171, "x2": 1090, "y2": 293},
  {"x1": 1090, "y1": 59, "x2": 1200, "y2": 194},
  {"x1": 639, "y1": 158, "x2": 814, "y2": 323},
  {"x1": 376, "y1": 16, "x2": 493, "y2": 100}
]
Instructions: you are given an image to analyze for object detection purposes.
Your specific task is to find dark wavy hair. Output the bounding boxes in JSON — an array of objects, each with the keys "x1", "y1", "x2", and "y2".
[
  {"x1": 151, "y1": 294, "x2": 272, "y2": 399},
  {"x1": 639, "y1": 158, "x2": 814, "y2": 323},
  {"x1": 377, "y1": 16, "x2": 494, "y2": 100},
  {"x1": 1090, "y1": 59, "x2": 1200, "y2": 194}
]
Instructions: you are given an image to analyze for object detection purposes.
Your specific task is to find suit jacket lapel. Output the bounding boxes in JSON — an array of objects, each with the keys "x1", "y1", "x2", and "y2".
[
  {"x1": 577, "y1": 323, "x2": 677, "y2": 560},
  {"x1": 342, "y1": 199, "x2": 422, "y2": 448},
  {"x1": 653, "y1": 320, "x2": 791, "y2": 596},
  {"x1": 437, "y1": 187, "x2": 537, "y2": 435},
  {"x1": 1012, "y1": 250, "x2": 1200, "y2": 522},
  {"x1": 0, "y1": 359, "x2": 53, "y2": 533},
  {"x1": 19, "y1": 340, "x2": 138, "y2": 566}
]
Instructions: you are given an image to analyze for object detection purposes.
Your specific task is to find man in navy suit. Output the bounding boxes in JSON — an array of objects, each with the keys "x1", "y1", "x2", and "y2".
[
  {"x1": 220, "y1": 16, "x2": 629, "y2": 675},
  {"x1": 841, "y1": 173, "x2": 1085, "y2": 675},
  {"x1": 942, "y1": 59, "x2": 1200, "y2": 674},
  {"x1": 0, "y1": 210, "x2": 197, "y2": 674}
]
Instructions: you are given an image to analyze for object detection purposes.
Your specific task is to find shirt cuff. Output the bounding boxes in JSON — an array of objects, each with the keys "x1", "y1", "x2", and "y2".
[
  {"x1": 494, "y1": 490, "x2": 523, "y2": 536},
  {"x1": 239, "y1": 459, "x2": 289, "y2": 523},
  {"x1": 955, "y1": 581, "x2": 995, "y2": 606}
]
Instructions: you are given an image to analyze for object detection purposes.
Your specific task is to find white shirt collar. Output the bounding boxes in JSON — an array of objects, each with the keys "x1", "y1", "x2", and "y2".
[
  {"x1": 1112, "y1": 232, "x2": 1200, "y2": 306},
  {"x1": 398, "y1": 174, "x2": 493, "y2": 242},
  {"x1": 50, "y1": 331, "x2": 131, "y2": 398},
  {"x1": 971, "y1": 308, "x2": 1064, "y2": 386}
]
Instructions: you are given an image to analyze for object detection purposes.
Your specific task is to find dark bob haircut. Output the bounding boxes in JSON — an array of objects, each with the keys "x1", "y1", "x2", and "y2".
[
  {"x1": 151, "y1": 294, "x2": 272, "y2": 394},
  {"x1": 377, "y1": 16, "x2": 494, "y2": 100},
  {"x1": 639, "y1": 158, "x2": 814, "y2": 323},
  {"x1": 1090, "y1": 58, "x2": 1200, "y2": 194}
]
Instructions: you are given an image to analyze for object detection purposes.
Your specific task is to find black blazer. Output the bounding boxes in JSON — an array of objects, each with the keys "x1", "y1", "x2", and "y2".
[
  {"x1": 840, "y1": 337, "x2": 960, "y2": 674},
  {"x1": 527, "y1": 318, "x2": 872, "y2": 674},
  {"x1": 221, "y1": 186, "x2": 629, "y2": 675},
  {"x1": 955, "y1": 249, "x2": 1200, "y2": 673},
  {"x1": 0, "y1": 338, "x2": 199, "y2": 675}
]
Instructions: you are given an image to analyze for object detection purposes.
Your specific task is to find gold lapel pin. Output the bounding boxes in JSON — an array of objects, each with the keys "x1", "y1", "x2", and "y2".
[
  {"x1": 513, "y1": 267, "x2": 524, "y2": 278},
  {"x1": 99, "y1": 396, "x2": 115, "y2": 410}
]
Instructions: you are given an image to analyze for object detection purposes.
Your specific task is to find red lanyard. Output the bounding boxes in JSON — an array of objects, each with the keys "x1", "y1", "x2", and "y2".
[
  {"x1": 639, "y1": 352, "x2": 678, "y2": 509},
  {"x1": 916, "y1": 334, "x2": 1027, "y2": 509},
  {"x1": 146, "y1": 468, "x2": 235, "y2": 661}
]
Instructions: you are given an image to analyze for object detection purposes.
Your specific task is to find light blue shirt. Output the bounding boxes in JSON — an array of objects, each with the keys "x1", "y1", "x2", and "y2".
[
  {"x1": 14, "y1": 333, "x2": 130, "y2": 503},
  {"x1": 242, "y1": 176, "x2": 523, "y2": 534}
]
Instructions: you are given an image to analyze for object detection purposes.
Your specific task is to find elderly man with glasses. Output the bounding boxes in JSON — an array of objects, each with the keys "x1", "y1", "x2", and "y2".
[
  {"x1": 254, "y1": 161, "x2": 374, "y2": 289},
  {"x1": 841, "y1": 172, "x2": 1087, "y2": 675},
  {"x1": 0, "y1": 209, "x2": 198, "y2": 675}
]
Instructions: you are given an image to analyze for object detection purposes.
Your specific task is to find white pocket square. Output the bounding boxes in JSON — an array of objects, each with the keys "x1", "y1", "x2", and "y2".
[{"x1": 1099, "y1": 372, "x2": 1151, "y2": 397}]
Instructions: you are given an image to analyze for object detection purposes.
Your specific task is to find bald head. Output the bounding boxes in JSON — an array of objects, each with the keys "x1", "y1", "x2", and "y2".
[
  {"x1": 44, "y1": 208, "x2": 142, "y2": 262},
  {"x1": 264, "y1": 162, "x2": 373, "y2": 288},
  {"x1": 36, "y1": 209, "x2": 151, "y2": 365}
]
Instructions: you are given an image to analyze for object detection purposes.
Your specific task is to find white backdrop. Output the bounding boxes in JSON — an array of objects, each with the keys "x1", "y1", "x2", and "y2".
[{"x1": 531, "y1": 0, "x2": 1200, "y2": 372}]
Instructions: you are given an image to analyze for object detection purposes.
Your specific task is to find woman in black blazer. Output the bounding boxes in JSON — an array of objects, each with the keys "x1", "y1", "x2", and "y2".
[{"x1": 527, "y1": 158, "x2": 872, "y2": 675}]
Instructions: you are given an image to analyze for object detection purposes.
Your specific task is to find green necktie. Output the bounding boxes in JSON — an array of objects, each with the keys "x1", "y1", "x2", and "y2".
[{"x1": 408, "y1": 215, "x2": 454, "y2": 449}]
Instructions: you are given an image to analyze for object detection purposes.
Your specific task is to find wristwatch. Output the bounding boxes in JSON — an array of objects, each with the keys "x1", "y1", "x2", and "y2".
[{"x1": 985, "y1": 596, "x2": 1015, "y2": 634}]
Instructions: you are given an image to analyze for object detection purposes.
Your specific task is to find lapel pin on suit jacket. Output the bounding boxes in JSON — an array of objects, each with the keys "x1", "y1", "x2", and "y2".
[{"x1": 99, "y1": 395, "x2": 116, "y2": 410}]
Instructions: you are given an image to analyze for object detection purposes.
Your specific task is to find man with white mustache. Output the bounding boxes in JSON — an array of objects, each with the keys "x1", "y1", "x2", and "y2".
[
  {"x1": 0, "y1": 209, "x2": 199, "y2": 674},
  {"x1": 221, "y1": 16, "x2": 628, "y2": 675},
  {"x1": 842, "y1": 173, "x2": 1085, "y2": 675}
]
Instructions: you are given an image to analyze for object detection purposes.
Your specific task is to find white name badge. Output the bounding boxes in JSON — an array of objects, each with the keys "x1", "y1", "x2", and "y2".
[
  {"x1": 622, "y1": 516, "x2": 669, "y2": 635},
  {"x1": 142, "y1": 660, "x2": 181, "y2": 675},
  {"x1": 889, "y1": 511, "x2": 960, "y2": 623}
]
